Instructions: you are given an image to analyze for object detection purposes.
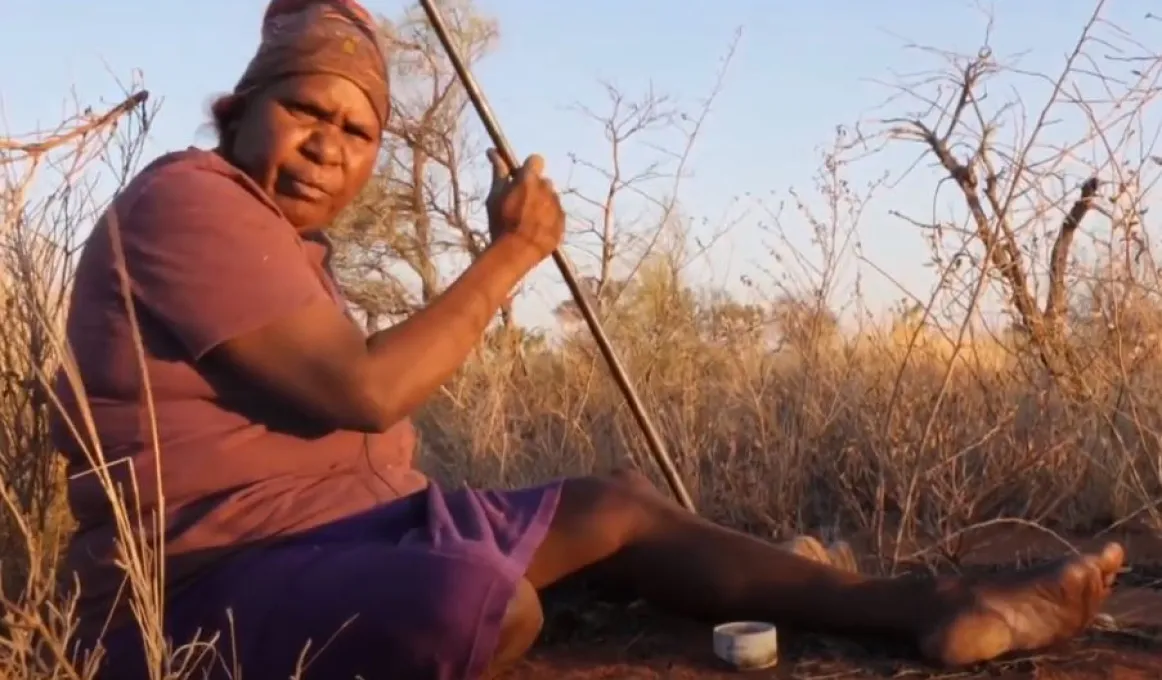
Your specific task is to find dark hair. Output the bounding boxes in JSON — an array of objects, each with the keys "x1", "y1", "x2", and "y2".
[{"x1": 208, "y1": 93, "x2": 246, "y2": 147}]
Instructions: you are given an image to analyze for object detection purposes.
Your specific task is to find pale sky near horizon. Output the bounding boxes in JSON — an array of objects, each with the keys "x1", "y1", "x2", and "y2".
[{"x1": 2, "y1": 1, "x2": 1158, "y2": 331}]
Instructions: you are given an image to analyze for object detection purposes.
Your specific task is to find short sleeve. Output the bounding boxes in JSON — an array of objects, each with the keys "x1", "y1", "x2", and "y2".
[{"x1": 116, "y1": 160, "x2": 329, "y2": 360}]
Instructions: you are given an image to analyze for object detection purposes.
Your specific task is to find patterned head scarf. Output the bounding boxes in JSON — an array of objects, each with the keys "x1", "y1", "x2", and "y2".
[{"x1": 232, "y1": 0, "x2": 390, "y2": 125}]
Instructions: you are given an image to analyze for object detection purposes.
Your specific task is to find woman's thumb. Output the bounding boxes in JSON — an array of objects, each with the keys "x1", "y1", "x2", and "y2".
[{"x1": 487, "y1": 148, "x2": 511, "y2": 189}]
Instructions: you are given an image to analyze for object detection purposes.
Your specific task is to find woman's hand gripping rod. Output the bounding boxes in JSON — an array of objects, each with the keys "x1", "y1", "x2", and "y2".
[{"x1": 417, "y1": 0, "x2": 696, "y2": 513}]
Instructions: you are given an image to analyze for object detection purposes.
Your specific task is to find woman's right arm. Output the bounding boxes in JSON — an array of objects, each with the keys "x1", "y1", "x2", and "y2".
[
  {"x1": 210, "y1": 233, "x2": 542, "y2": 433},
  {"x1": 212, "y1": 154, "x2": 564, "y2": 432}
]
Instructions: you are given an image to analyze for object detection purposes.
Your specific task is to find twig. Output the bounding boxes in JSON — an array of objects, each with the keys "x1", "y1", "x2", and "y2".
[{"x1": 0, "y1": 91, "x2": 149, "y2": 163}]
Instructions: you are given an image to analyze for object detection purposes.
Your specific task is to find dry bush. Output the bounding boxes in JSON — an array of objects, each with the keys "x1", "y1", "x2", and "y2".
[{"x1": 410, "y1": 4, "x2": 1162, "y2": 573}]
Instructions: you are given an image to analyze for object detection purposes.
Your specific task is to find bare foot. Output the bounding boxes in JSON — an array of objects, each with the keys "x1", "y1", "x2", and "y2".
[
  {"x1": 826, "y1": 540, "x2": 859, "y2": 574},
  {"x1": 919, "y1": 542, "x2": 1124, "y2": 667},
  {"x1": 779, "y1": 535, "x2": 860, "y2": 574}
]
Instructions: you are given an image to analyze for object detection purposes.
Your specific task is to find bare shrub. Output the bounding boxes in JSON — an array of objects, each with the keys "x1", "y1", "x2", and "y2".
[{"x1": 410, "y1": 3, "x2": 1162, "y2": 574}]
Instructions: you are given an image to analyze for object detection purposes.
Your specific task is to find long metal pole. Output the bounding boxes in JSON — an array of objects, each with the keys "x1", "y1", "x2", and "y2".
[{"x1": 417, "y1": 0, "x2": 696, "y2": 513}]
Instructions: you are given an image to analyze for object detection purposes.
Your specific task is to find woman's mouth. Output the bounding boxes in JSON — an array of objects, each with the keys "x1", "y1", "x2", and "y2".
[{"x1": 277, "y1": 173, "x2": 327, "y2": 202}]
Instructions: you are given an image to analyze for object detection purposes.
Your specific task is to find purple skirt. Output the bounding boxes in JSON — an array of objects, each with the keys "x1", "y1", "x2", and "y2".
[{"x1": 94, "y1": 480, "x2": 563, "y2": 680}]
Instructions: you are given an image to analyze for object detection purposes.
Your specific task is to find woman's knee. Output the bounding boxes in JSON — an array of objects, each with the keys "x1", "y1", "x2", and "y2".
[
  {"x1": 557, "y1": 469, "x2": 667, "y2": 538},
  {"x1": 524, "y1": 469, "x2": 683, "y2": 587},
  {"x1": 486, "y1": 578, "x2": 543, "y2": 678},
  {"x1": 608, "y1": 467, "x2": 663, "y2": 496}
]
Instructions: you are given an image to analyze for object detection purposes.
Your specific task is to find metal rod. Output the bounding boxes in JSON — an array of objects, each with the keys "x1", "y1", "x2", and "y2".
[{"x1": 417, "y1": 0, "x2": 696, "y2": 513}]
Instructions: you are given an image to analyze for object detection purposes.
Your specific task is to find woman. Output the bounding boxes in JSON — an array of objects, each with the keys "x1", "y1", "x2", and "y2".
[{"x1": 53, "y1": 1, "x2": 1124, "y2": 678}]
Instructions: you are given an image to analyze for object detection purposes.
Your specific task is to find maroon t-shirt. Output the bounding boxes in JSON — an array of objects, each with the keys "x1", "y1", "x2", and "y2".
[{"x1": 53, "y1": 147, "x2": 428, "y2": 628}]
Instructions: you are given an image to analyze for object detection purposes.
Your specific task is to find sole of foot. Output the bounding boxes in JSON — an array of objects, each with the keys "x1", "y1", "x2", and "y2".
[{"x1": 920, "y1": 541, "x2": 1125, "y2": 667}]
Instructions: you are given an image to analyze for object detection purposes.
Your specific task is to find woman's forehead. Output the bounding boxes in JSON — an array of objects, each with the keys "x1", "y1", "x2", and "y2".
[{"x1": 273, "y1": 73, "x2": 381, "y2": 121}]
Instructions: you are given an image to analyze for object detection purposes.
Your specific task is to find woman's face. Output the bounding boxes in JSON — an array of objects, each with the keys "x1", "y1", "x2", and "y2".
[{"x1": 227, "y1": 73, "x2": 383, "y2": 230}]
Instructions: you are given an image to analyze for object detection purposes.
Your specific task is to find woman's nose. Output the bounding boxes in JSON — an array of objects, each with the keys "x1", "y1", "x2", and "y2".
[{"x1": 301, "y1": 128, "x2": 342, "y2": 166}]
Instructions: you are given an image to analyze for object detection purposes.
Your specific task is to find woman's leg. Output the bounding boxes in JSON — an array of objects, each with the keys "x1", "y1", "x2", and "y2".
[
  {"x1": 483, "y1": 577, "x2": 544, "y2": 679},
  {"x1": 517, "y1": 469, "x2": 1123, "y2": 667}
]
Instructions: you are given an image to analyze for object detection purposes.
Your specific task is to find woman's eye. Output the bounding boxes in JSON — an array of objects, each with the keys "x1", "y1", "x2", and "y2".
[
  {"x1": 345, "y1": 125, "x2": 373, "y2": 141},
  {"x1": 284, "y1": 101, "x2": 325, "y2": 120},
  {"x1": 284, "y1": 100, "x2": 373, "y2": 141}
]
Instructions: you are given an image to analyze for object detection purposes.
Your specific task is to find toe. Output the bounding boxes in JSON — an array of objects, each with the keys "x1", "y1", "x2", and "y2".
[
  {"x1": 1063, "y1": 555, "x2": 1113, "y2": 632},
  {"x1": 782, "y1": 535, "x2": 831, "y2": 565},
  {"x1": 827, "y1": 540, "x2": 860, "y2": 574},
  {"x1": 1084, "y1": 542, "x2": 1124, "y2": 589},
  {"x1": 1097, "y1": 542, "x2": 1124, "y2": 574},
  {"x1": 1059, "y1": 559, "x2": 1093, "y2": 589}
]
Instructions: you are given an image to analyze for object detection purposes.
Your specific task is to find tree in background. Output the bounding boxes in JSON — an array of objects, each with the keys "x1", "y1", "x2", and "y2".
[{"x1": 330, "y1": 0, "x2": 502, "y2": 330}]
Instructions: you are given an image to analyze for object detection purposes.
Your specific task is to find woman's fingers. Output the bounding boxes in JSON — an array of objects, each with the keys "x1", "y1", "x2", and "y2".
[
  {"x1": 491, "y1": 152, "x2": 550, "y2": 193},
  {"x1": 485, "y1": 149, "x2": 563, "y2": 253},
  {"x1": 518, "y1": 154, "x2": 545, "y2": 181},
  {"x1": 487, "y1": 148, "x2": 511, "y2": 195}
]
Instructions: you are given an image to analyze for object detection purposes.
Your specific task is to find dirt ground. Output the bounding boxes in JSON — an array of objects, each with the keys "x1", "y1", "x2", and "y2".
[{"x1": 500, "y1": 527, "x2": 1162, "y2": 680}]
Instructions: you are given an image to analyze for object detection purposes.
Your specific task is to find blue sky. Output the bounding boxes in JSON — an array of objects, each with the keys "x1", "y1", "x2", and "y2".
[{"x1": 2, "y1": 1, "x2": 1157, "y2": 330}]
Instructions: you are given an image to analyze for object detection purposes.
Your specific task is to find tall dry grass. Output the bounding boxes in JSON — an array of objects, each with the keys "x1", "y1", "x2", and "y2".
[
  {"x1": 424, "y1": 263, "x2": 1162, "y2": 550},
  {"x1": 0, "y1": 87, "x2": 232, "y2": 679}
]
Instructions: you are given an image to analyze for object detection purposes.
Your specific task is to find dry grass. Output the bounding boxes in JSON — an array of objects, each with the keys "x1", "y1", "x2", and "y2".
[{"x1": 424, "y1": 282, "x2": 1162, "y2": 547}]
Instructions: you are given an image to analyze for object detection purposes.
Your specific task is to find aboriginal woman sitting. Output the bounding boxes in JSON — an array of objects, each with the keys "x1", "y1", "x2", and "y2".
[{"x1": 53, "y1": 1, "x2": 1124, "y2": 678}]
